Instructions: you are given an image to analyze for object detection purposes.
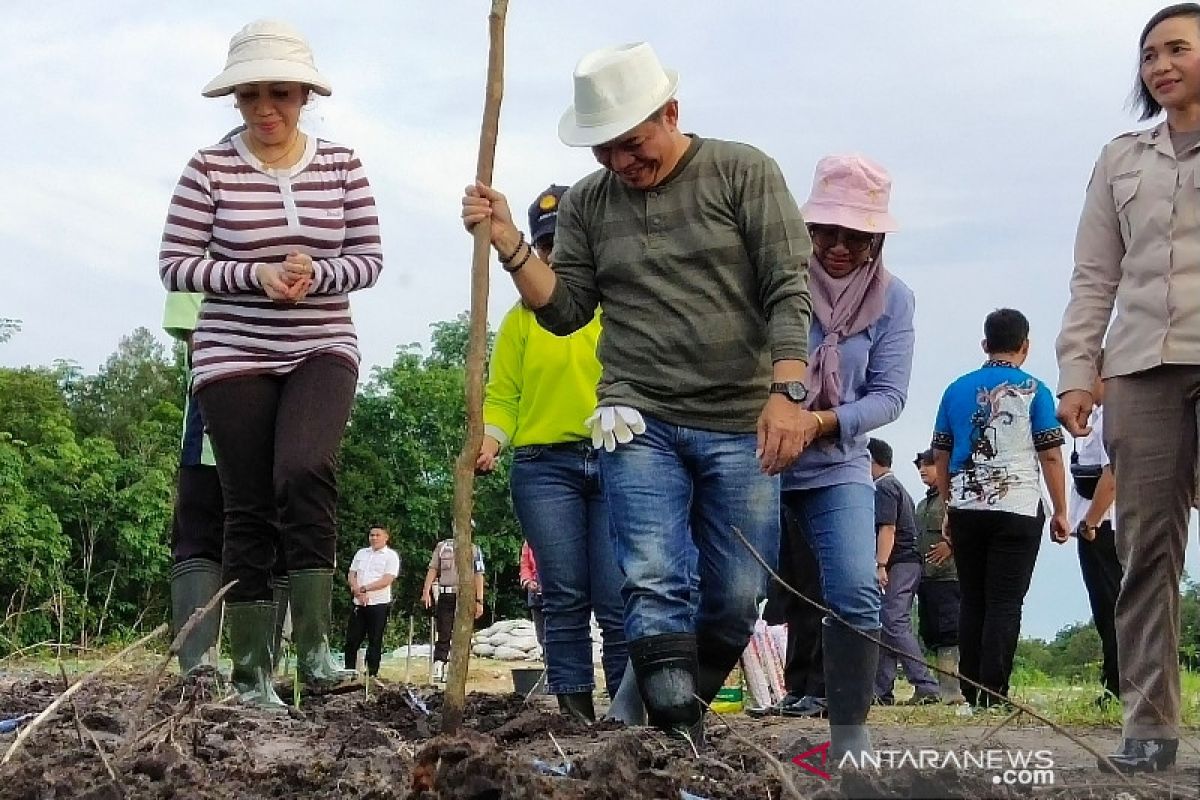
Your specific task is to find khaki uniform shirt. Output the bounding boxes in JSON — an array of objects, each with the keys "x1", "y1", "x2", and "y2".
[
  {"x1": 1057, "y1": 121, "x2": 1200, "y2": 394},
  {"x1": 428, "y1": 540, "x2": 484, "y2": 590}
]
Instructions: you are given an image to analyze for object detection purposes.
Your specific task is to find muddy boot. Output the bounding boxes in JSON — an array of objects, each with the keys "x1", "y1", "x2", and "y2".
[
  {"x1": 936, "y1": 646, "x2": 966, "y2": 704},
  {"x1": 289, "y1": 569, "x2": 358, "y2": 692},
  {"x1": 226, "y1": 601, "x2": 286, "y2": 710},
  {"x1": 270, "y1": 575, "x2": 291, "y2": 676},
  {"x1": 170, "y1": 559, "x2": 222, "y2": 676},
  {"x1": 823, "y1": 621, "x2": 879, "y2": 764},
  {"x1": 557, "y1": 692, "x2": 596, "y2": 723},
  {"x1": 603, "y1": 660, "x2": 647, "y2": 725},
  {"x1": 629, "y1": 633, "x2": 703, "y2": 744}
]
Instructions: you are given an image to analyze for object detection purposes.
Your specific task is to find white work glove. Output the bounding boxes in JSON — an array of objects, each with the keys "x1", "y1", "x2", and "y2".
[{"x1": 584, "y1": 405, "x2": 646, "y2": 452}]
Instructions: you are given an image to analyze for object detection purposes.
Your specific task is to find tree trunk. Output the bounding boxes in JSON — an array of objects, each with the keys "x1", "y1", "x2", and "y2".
[{"x1": 442, "y1": 0, "x2": 508, "y2": 734}]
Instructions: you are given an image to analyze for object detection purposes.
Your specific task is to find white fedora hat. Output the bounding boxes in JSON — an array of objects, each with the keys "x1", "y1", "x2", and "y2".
[
  {"x1": 558, "y1": 42, "x2": 679, "y2": 148},
  {"x1": 202, "y1": 19, "x2": 332, "y2": 98}
]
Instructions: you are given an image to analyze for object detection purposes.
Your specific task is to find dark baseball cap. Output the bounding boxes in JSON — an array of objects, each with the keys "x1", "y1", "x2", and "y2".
[
  {"x1": 914, "y1": 449, "x2": 935, "y2": 466},
  {"x1": 528, "y1": 184, "x2": 569, "y2": 247}
]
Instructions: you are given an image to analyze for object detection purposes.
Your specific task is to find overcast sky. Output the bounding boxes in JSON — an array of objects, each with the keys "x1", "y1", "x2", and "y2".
[{"x1": 3, "y1": 0, "x2": 1195, "y2": 640}]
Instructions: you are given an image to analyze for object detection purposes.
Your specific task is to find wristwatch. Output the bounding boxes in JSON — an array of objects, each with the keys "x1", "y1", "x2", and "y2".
[{"x1": 769, "y1": 381, "x2": 810, "y2": 403}]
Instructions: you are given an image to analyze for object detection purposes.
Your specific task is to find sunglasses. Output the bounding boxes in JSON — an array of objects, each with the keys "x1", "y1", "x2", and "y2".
[{"x1": 808, "y1": 224, "x2": 876, "y2": 253}]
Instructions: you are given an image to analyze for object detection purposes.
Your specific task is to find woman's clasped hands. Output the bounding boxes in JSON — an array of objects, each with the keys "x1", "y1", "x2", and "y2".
[{"x1": 257, "y1": 251, "x2": 315, "y2": 303}]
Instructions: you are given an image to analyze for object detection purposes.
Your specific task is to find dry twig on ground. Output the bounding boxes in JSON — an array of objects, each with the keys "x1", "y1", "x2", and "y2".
[
  {"x1": 729, "y1": 524, "x2": 1136, "y2": 787},
  {"x1": 1, "y1": 623, "x2": 167, "y2": 766},
  {"x1": 121, "y1": 580, "x2": 235, "y2": 752}
]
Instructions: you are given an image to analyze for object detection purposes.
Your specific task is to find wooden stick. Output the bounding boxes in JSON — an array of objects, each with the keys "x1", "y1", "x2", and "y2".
[
  {"x1": 1, "y1": 623, "x2": 167, "y2": 765},
  {"x1": 58, "y1": 662, "x2": 85, "y2": 747},
  {"x1": 442, "y1": 0, "x2": 508, "y2": 735},
  {"x1": 121, "y1": 581, "x2": 235, "y2": 753}
]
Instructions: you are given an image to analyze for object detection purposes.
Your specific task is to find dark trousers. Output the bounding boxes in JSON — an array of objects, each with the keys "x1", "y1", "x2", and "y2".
[
  {"x1": 171, "y1": 465, "x2": 224, "y2": 564},
  {"x1": 948, "y1": 506, "x2": 1043, "y2": 706},
  {"x1": 917, "y1": 579, "x2": 961, "y2": 651},
  {"x1": 1078, "y1": 521, "x2": 1122, "y2": 698},
  {"x1": 196, "y1": 355, "x2": 357, "y2": 602},
  {"x1": 345, "y1": 602, "x2": 391, "y2": 676},
  {"x1": 777, "y1": 506, "x2": 826, "y2": 698},
  {"x1": 434, "y1": 592, "x2": 456, "y2": 662}
]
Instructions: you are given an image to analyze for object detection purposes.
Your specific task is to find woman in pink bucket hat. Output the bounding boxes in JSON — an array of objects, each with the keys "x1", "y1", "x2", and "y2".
[{"x1": 777, "y1": 154, "x2": 917, "y2": 761}]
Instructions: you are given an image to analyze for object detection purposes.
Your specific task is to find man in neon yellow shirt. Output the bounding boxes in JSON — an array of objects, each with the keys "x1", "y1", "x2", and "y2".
[
  {"x1": 476, "y1": 185, "x2": 629, "y2": 723},
  {"x1": 163, "y1": 292, "x2": 225, "y2": 675}
]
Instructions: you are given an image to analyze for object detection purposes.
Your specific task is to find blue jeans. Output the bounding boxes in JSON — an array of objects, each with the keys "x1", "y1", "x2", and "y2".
[
  {"x1": 599, "y1": 415, "x2": 780, "y2": 652},
  {"x1": 511, "y1": 442, "x2": 627, "y2": 695},
  {"x1": 782, "y1": 484, "x2": 881, "y2": 632}
]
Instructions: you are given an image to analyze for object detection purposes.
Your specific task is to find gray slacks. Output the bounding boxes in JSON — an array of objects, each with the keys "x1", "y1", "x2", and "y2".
[{"x1": 1105, "y1": 365, "x2": 1200, "y2": 739}]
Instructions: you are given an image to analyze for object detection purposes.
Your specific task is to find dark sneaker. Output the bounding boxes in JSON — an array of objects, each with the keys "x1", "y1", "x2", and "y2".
[
  {"x1": 746, "y1": 692, "x2": 805, "y2": 718},
  {"x1": 1100, "y1": 738, "x2": 1178, "y2": 773},
  {"x1": 781, "y1": 695, "x2": 828, "y2": 718},
  {"x1": 902, "y1": 691, "x2": 941, "y2": 706}
]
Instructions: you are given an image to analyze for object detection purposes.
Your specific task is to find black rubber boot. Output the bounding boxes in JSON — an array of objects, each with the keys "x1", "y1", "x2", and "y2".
[
  {"x1": 270, "y1": 575, "x2": 291, "y2": 676},
  {"x1": 823, "y1": 621, "x2": 879, "y2": 764},
  {"x1": 289, "y1": 569, "x2": 358, "y2": 692},
  {"x1": 603, "y1": 659, "x2": 647, "y2": 725},
  {"x1": 629, "y1": 633, "x2": 703, "y2": 742},
  {"x1": 557, "y1": 692, "x2": 596, "y2": 723},
  {"x1": 170, "y1": 559, "x2": 222, "y2": 676},
  {"x1": 695, "y1": 638, "x2": 747, "y2": 707},
  {"x1": 226, "y1": 601, "x2": 286, "y2": 710}
]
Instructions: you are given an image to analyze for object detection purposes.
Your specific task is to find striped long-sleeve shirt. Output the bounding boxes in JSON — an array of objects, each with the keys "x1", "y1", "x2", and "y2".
[{"x1": 159, "y1": 133, "x2": 382, "y2": 390}]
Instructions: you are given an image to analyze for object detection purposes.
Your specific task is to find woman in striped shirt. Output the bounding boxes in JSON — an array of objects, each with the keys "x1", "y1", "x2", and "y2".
[{"x1": 159, "y1": 19, "x2": 382, "y2": 708}]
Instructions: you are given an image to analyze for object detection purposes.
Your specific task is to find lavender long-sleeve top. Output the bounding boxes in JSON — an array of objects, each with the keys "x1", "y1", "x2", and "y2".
[{"x1": 782, "y1": 276, "x2": 915, "y2": 491}]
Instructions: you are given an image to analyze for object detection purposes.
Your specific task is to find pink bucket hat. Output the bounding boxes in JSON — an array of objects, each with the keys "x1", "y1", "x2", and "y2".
[{"x1": 800, "y1": 154, "x2": 899, "y2": 233}]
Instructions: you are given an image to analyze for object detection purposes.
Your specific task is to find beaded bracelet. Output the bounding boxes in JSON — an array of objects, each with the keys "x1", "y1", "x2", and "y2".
[
  {"x1": 503, "y1": 240, "x2": 533, "y2": 274},
  {"x1": 497, "y1": 231, "x2": 526, "y2": 264}
]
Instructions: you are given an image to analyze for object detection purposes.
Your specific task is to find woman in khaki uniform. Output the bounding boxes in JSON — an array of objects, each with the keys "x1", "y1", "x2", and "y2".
[{"x1": 1056, "y1": 2, "x2": 1200, "y2": 774}]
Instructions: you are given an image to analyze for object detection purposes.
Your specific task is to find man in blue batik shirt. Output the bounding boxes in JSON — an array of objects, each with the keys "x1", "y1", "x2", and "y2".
[{"x1": 931, "y1": 308, "x2": 1068, "y2": 709}]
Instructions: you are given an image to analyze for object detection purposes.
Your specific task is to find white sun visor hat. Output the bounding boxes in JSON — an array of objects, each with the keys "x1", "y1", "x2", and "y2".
[{"x1": 202, "y1": 19, "x2": 332, "y2": 98}]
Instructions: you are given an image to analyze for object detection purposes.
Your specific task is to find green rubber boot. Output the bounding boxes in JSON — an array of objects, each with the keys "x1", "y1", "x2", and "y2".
[
  {"x1": 289, "y1": 569, "x2": 359, "y2": 692},
  {"x1": 270, "y1": 575, "x2": 291, "y2": 676},
  {"x1": 169, "y1": 559, "x2": 222, "y2": 676},
  {"x1": 226, "y1": 601, "x2": 287, "y2": 710}
]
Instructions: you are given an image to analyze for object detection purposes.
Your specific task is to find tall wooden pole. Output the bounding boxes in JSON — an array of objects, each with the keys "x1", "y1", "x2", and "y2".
[{"x1": 442, "y1": 0, "x2": 508, "y2": 734}]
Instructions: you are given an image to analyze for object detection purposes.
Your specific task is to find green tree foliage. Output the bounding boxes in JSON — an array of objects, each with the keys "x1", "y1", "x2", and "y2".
[
  {"x1": 336, "y1": 313, "x2": 524, "y2": 637},
  {"x1": 0, "y1": 313, "x2": 528, "y2": 655}
]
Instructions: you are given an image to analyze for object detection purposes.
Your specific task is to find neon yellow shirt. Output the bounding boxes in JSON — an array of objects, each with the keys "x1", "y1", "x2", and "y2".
[
  {"x1": 161, "y1": 292, "x2": 215, "y2": 467},
  {"x1": 483, "y1": 302, "x2": 601, "y2": 448},
  {"x1": 162, "y1": 292, "x2": 203, "y2": 340}
]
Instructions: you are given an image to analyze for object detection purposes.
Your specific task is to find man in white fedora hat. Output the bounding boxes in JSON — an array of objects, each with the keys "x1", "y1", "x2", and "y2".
[{"x1": 463, "y1": 42, "x2": 814, "y2": 739}]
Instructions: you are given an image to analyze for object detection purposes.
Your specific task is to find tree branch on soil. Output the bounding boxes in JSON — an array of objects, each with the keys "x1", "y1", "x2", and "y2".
[
  {"x1": 1, "y1": 622, "x2": 167, "y2": 765},
  {"x1": 122, "y1": 580, "x2": 235, "y2": 753},
  {"x1": 729, "y1": 525, "x2": 1136, "y2": 787},
  {"x1": 695, "y1": 695, "x2": 804, "y2": 800}
]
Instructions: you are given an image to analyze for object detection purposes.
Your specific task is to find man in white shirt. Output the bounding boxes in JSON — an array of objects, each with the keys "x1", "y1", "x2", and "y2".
[
  {"x1": 343, "y1": 526, "x2": 401, "y2": 678},
  {"x1": 1066, "y1": 371, "x2": 1121, "y2": 706}
]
